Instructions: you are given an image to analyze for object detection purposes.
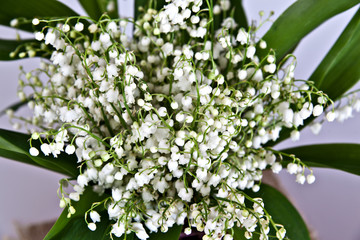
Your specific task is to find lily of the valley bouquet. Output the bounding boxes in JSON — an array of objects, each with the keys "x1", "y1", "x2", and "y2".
[{"x1": 1, "y1": 0, "x2": 360, "y2": 239}]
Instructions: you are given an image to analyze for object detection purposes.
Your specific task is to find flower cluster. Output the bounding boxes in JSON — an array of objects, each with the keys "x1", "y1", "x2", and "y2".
[{"x1": 10, "y1": 0, "x2": 351, "y2": 239}]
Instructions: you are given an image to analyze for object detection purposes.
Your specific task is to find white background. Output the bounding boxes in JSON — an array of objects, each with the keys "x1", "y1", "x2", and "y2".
[{"x1": 0, "y1": 1, "x2": 359, "y2": 239}]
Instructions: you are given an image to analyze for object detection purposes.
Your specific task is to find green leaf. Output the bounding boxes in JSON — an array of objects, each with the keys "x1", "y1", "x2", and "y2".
[
  {"x1": 45, "y1": 186, "x2": 182, "y2": 240},
  {"x1": 0, "y1": 39, "x2": 41, "y2": 61},
  {"x1": 264, "y1": 5, "x2": 360, "y2": 147},
  {"x1": 134, "y1": 0, "x2": 166, "y2": 20},
  {"x1": 0, "y1": 0, "x2": 79, "y2": 32},
  {"x1": 233, "y1": 226, "x2": 256, "y2": 240},
  {"x1": 233, "y1": 227, "x2": 263, "y2": 240},
  {"x1": 117, "y1": 233, "x2": 136, "y2": 240},
  {"x1": 259, "y1": 0, "x2": 360, "y2": 61},
  {"x1": 44, "y1": 187, "x2": 111, "y2": 240},
  {"x1": 147, "y1": 225, "x2": 182, "y2": 240},
  {"x1": 48, "y1": 210, "x2": 112, "y2": 240},
  {"x1": 232, "y1": 227, "x2": 246, "y2": 240},
  {"x1": 0, "y1": 129, "x2": 78, "y2": 177},
  {"x1": 134, "y1": 0, "x2": 147, "y2": 21},
  {"x1": 0, "y1": 38, "x2": 50, "y2": 61},
  {"x1": 230, "y1": 0, "x2": 247, "y2": 29},
  {"x1": 78, "y1": 0, "x2": 119, "y2": 20},
  {"x1": 281, "y1": 143, "x2": 360, "y2": 176},
  {"x1": 241, "y1": 184, "x2": 310, "y2": 240},
  {"x1": 310, "y1": 7, "x2": 360, "y2": 100},
  {"x1": 0, "y1": 147, "x2": 41, "y2": 167}
]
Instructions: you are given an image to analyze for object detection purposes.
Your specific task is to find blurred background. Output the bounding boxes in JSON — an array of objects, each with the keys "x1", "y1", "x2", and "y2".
[{"x1": 0, "y1": 0, "x2": 359, "y2": 239}]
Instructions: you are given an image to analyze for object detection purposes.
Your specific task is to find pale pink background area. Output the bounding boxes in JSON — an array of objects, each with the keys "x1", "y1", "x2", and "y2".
[{"x1": 0, "y1": 1, "x2": 359, "y2": 239}]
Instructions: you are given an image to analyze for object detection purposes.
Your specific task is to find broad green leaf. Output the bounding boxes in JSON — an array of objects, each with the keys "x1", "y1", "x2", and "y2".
[
  {"x1": 45, "y1": 185, "x2": 181, "y2": 240},
  {"x1": 78, "y1": 0, "x2": 119, "y2": 20},
  {"x1": 118, "y1": 232, "x2": 136, "y2": 240},
  {"x1": 264, "y1": 5, "x2": 360, "y2": 146},
  {"x1": 281, "y1": 143, "x2": 360, "y2": 176},
  {"x1": 0, "y1": 148, "x2": 41, "y2": 168},
  {"x1": 134, "y1": 0, "x2": 166, "y2": 20},
  {"x1": 233, "y1": 228, "x2": 264, "y2": 240},
  {"x1": 233, "y1": 227, "x2": 259, "y2": 240},
  {"x1": 242, "y1": 184, "x2": 310, "y2": 240},
  {"x1": 134, "y1": 0, "x2": 147, "y2": 21},
  {"x1": 259, "y1": 0, "x2": 360, "y2": 61},
  {"x1": 47, "y1": 210, "x2": 112, "y2": 240},
  {"x1": 310, "y1": 7, "x2": 360, "y2": 100},
  {"x1": 0, "y1": 39, "x2": 48, "y2": 61},
  {"x1": 232, "y1": 227, "x2": 247, "y2": 240},
  {"x1": 230, "y1": 0, "x2": 247, "y2": 29},
  {"x1": 44, "y1": 187, "x2": 111, "y2": 240},
  {"x1": 0, "y1": 0, "x2": 79, "y2": 32},
  {"x1": 0, "y1": 129, "x2": 78, "y2": 177},
  {"x1": 147, "y1": 225, "x2": 182, "y2": 240},
  {"x1": 0, "y1": 39, "x2": 34, "y2": 60}
]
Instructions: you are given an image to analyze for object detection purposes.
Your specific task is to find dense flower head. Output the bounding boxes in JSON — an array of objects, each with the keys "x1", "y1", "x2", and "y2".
[{"x1": 11, "y1": 0, "x2": 357, "y2": 239}]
